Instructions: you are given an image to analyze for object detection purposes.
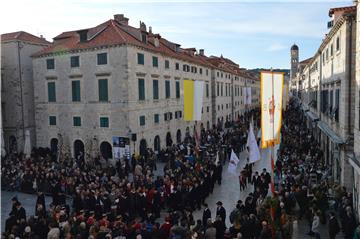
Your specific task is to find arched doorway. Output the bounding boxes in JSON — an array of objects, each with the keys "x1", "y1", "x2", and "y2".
[
  {"x1": 9, "y1": 135, "x2": 17, "y2": 153},
  {"x1": 176, "y1": 129, "x2": 182, "y2": 144},
  {"x1": 166, "y1": 132, "x2": 172, "y2": 147},
  {"x1": 154, "y1": 136, "x2": 160, "y2": 153},
  {"x1": 100, "y1": 141, "x2": 112, "y2": 159},
  {"x1": 50, "y1": 138, "x2": 58, "y2": 158},
  {"x1": 139, "y1": 139, "x2": 147, "y2": 156},
  {"x1": 73, "y1": 140, "x2": 84, "y2": 159}
]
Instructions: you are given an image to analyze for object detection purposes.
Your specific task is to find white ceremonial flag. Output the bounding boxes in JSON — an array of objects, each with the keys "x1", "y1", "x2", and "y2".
[
  {"x1": 246, "y1": 123, "x2": 261, "y2": 163},
  {"x1": 227, "y1": 149, "x2": 240, "y2": 175},
  {"x1": 194, "y1": 81, "x2": 204, "y2": 120},
  {"x1": 246, "y1": 87, "x2": 252, "y2": 105},
  {"x1": 260, "y1": 71, "x2": 284, "y2": 148}
]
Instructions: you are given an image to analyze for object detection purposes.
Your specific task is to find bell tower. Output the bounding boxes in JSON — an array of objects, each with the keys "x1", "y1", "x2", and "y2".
[{"x1": 290, "y1": 44, "x2": 299, "y2": 79}]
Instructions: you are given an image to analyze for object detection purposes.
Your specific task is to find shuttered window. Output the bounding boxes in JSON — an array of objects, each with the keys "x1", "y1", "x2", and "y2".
[
  {"x1": 98, "y1": 79, "x2": 108, "y2": 101},
  {"x1": 72, "y1": 80, "x2": 81, "y2": 102}
]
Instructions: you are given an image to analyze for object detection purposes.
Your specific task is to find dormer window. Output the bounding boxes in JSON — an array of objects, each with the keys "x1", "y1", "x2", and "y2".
[{"x1": 141, "y1": 33, "x2": 147, "y2": 44}]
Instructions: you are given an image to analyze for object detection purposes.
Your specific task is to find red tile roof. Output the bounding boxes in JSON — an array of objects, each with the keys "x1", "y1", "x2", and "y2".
[
  {"x1": 1, "y1": 31, "x2": 50, "y2": 45},
  {"x1": 329, "y1": 6, "x2": 356, "y2": 16},
  {"x1": 32, "y1": 15, "x2": 257, "y2": 80}
]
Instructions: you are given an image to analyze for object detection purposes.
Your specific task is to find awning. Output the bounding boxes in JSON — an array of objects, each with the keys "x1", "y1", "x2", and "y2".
[
  {"x1": 348, "y1": 153, "x2": 360, "y2": 174},
  {"x1": 305, "y1": 111, "x2": 319, "y2": 122},
  {"x1": 317, "y1": 121, "x2": 345, "y2": 144}
]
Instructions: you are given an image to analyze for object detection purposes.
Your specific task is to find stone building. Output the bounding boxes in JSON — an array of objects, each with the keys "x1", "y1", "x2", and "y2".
[
  {"x1": 290, "y1": 5, "x2": 359, "y2": 218},
  {"x1": 1, "y1": 31, "x2": 50, "y2": 154},
  {"x1": 350, "y1": 0, "x2": 360, "y2": 220},
  {"x1": 31, "y1": 14, "x2": 260, "y2": 159}
]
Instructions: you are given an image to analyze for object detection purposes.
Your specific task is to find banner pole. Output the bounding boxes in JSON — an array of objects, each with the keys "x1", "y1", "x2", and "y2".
[{"x1": 271, "y1": 69, "x2": 275, "y2": 195}]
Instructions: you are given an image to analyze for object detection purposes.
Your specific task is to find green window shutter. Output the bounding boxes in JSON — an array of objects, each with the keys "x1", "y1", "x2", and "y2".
[
  {"x1": 49, "y1": 116, "x2": 56, "y2": 125},
  {"x1": 72, "y1": 81, "x2": 81, "y2": 102},
  {"x1": 153, "y1": 80, "x2": 159, "y2": 100},
  {"x1": 206, "y1": 84, "x2": 209, "y2": 98},
  {"x1": 165, "y1": 60, "x2": 169, "y2": 69},
  {"x1": 48, "y1": 82, "x2": 56, "y2": 102},
  {"x1": 152, "y1": 56, "x2": 158, "y2": 67},
  {"x1": 46, "y1": 59, "x2": 55, "y2": 69},
  {"x1": 154, "y1": 114, "x2": 159, "y2": 123},
  {"x1": 176, "y1": 81, "x2": 180, "y2": 99},
  {"x1": 139, "y1": 116, "x2": 146, "y2": 126},
  {"x1": 138, "y1": 79, "x2": 145, "y2": 100},
  {"x1": 97, "y1": 53, "x2": 107, "y2": 65},
  {"x1": 165, "y1": 80, "x2": 170, "y2": 99},
  {"x1": 137, "y1": 53, "x2": 144, "y2": 65},
  {"x1": 73, "y1": 116, "x2": 81, "y2": 126},
  {"x1": 70, "y1": 56, "x2": 80, "y2": 67},
  {"x1": 98, "y1": 79, "x2": 108, "y2": 101},
  {"x1": 100, "y1": 117, "x2": 109, "y2": 127}
]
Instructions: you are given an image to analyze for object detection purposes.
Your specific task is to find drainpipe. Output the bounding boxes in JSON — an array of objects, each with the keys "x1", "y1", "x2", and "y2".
[
  {"x1": 347, "y1": 16, "x2": 353, "y2": 139},
  {"x1": 17, "y1": 41, "x2": 25, "y2": 145}
]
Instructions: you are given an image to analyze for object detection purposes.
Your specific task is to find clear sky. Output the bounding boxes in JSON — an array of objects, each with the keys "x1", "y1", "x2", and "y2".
[{"x1": 1, "y1": 0, "x2": 353, "y2": 69}]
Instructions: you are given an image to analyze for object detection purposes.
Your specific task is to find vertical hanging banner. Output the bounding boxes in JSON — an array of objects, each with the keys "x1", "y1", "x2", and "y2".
[
  {"x1": 246, "y1": 87, "x2": 252, "y2": 105},
  {"x1": 243, "y1": 87, "x2": 247, "y2": 105},
  {"x1": 184, "y1": 80, "x2": 204, "y2": 121},
  {"x1": 261, "y1": 72, "x2": 284, "y2": 148}
]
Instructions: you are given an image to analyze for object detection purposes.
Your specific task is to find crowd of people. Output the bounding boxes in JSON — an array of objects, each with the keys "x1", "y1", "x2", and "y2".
[{"x1": 2, "y1": 101, "x2": 360, "y2": 239}]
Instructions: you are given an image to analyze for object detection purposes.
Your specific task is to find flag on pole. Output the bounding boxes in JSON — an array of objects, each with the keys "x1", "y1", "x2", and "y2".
[
  {"x1": 227, "y1": 149, "x2": 240, "y2": 175},
  {"x1": 184, "y1": 80, "x2": 204, "y2": 121},
  {"x1": 260, "y1": 71, "x2": 284, "y2": 148},
  {"x1": 246, "y1": 123, "x2": 261, "y2": 163}
]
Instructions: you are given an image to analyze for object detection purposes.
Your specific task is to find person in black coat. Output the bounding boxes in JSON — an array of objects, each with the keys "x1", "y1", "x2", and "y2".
[
  {"x1": 202, "y1": 204, "x2": 212, "y2": 228},
  {"x1": 35, "y1": 192, "x2": 46, "y2": 212},
  {"x1": 328, "y1": 212, "x2": 340, "y2": 239},
  {"x1": 216, "y1": 201, "x2": 226, "y2": 225}
]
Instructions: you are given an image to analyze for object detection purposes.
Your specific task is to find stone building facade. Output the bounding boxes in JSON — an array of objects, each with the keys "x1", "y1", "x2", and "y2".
[
  {"x1": 31, "y1": 14, "x2": 260, "y2": 159},
  {"x1": 1, "y1": 32, "x2": 50, "y2": 154},
  {"x1": 290, "y1": 5, "x2": 359, "y2": 218}
]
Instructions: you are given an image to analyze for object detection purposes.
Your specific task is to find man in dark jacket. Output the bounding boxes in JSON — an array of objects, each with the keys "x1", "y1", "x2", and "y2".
[
  {"x1": 328, "y1": 212, "x2": 340, "y2": 239},
  {"x1": 216, "y1": 201, "x2": 226, "y2": 225},
  {"x1": 202, "y1": 203, "x2": 212, "y2": 228}
]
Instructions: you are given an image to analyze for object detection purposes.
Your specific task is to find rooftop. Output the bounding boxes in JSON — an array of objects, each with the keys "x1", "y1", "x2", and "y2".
[{"x1": 1, "y1": 31, "x2": 50, "y2": 45}]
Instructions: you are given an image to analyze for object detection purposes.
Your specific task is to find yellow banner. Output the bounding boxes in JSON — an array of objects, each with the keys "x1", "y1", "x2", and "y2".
[{"x1": 183, "y1": 80, "x2": 194, "y2": 121}]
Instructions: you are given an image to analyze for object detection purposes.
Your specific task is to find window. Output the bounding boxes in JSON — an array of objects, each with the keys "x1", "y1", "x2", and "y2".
[
  {"x1": 221, "y1": 83, "x2": 223, "y2": 96},
  {"x1": 165, "y1": 80, "x2": 170, "y2": 99},
  {"x1": 207, "y1": 106, "x2": 209, "y2": 112},
  {"x1": 217, "y1": 83, "x2": 219, "y2": 96},
  {"x1": 72, "y1": 80, "x2": 81, "y2": 102},
  {"x1": 70, "y1": 56, "x2": 80, "y2": 67},
  {"x1": 336, "y1": 37, "x2": 340, "y2": 52},
  {"x1": 73, "y1": 116, "x2": 81, "y2": 126},
  {"x1": 137, "y1": 53, "x2": 144, "y2": 65},
  {"x1": 47, "y1": 82, "x2": 56, "y2": 102},
  {"x1": 100, "y1": 117, "x2": 109, "y2": 128},
  {"x1": 165, "y1": 60, "x2": 170, "y2": 69},
  {"x1": 330, "y1": 44, "x2": 333, "y2": 56},
  {"x1": 326, "y1": 48, "x2": 329, "y2": 61},
  {"x1": 154, "y1": 114, "x2": 160, "y2": 123},
  {"x1": 176, "y1": 81, "x2": 180, "y2": 99},
  {"x1": 206, "y1": 84, "x2": 209, "y2": 98},
  {"x1": 97, "y1": 53, "x2": 107, "y2": 65},
  {"x1": 46, "y1": 59, "x2": 55, "y2": 69},
  {"x1": 164, "y1": 113, "x2": 168, "y2": 121},
  {"x1": 152, "y1": 56, "x2": 158, "y2": 67},
  {"x1": 333, "y1": 89, "x2": 340, "y2": 121},
  {"x1": 138, "y1": 78, "x2": 145, "y2": 100},
  {"x1": 175, "y1": 63, "x2": 179, "y2": 70},
  {"x1": 141, "y1": 34, "x2": 147, "y2": 43},
  {"x1": 200, "y1": 68, "x2": 203, "y2": 74},
  {"x1": 98, "y1": 79, "x2": 108, "y2": 101},
  {"x1": 217, "y1": 72, "x2": 219, "y2": 77},
  {"x1": 206, "y1": 69, "x2": 208, "y2": 76},
  {"x1": 139, "y1": 116, "x2": 146, "y2": 126},
  {"x1": 153, "y1": 80, "x2": 159, "y2": 100},
  {"x1": 49, "y1": 116, "x2": 56, "y2": 126}
]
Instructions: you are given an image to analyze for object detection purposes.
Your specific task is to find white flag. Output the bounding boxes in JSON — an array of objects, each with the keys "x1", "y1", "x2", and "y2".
[
  {"x1": 227, "y1": 149, "x2": 240, "y2": 174},
  {"x1": 246, "y1": 123, "x2": 261, "y2": 163},
  {"x1": 246, "y1": 87, "x2": 252, "y2": 105}
]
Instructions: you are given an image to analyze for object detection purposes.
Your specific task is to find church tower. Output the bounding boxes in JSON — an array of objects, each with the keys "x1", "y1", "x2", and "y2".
[{"x1": 290, "y1": 44, "x2": 299, "y2": 79}]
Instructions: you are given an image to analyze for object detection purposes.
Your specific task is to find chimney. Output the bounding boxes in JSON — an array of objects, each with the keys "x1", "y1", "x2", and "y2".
[
  {"x1": 199, "y1": 49, "x2": 204, "y2": 56},
  {"x1": 114, "y1": 14, "x2": 129, "y2": 25},
  {"x1": 77, "y1": 29, "x2": 88, "y2": 43}
]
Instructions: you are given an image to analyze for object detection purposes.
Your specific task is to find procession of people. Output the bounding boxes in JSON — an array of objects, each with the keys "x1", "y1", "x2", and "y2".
[{"x1": 2, "y1": 101, "x2": 360, "y2": 238}]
